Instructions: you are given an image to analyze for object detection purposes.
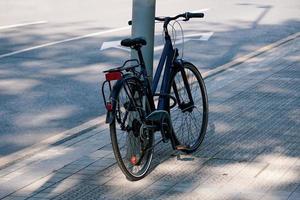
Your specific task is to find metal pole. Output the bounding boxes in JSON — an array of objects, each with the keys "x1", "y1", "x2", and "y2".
[{"x1": 131, "y1": 0, "x2": 156, "y2": 80}]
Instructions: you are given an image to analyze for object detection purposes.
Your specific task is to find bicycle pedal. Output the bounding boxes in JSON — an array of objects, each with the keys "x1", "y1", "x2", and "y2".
[{"x1": 175, "y1": 145, "x2": 189, "y2": 150}]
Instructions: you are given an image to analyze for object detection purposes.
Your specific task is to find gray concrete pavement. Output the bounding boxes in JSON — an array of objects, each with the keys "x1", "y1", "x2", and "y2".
[
  {"x1": 0, "y1": 34, "x2": 299, "y2": 200},
  {"x1": 0, "y1": 0, "x2": 299, "y2": 157}
]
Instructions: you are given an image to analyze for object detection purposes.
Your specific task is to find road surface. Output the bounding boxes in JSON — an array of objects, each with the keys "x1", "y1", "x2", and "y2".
[{"x1": 0, "y1": 0, "x2": 299, "y2": 155}]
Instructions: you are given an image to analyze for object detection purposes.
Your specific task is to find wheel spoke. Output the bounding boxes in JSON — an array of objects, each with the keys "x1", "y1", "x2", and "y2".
[
  {"x1": 169, "y1": 63, "x2": 208, "y2": 152},
  {"x1": 110, "y1": 79, "x2": 153, "y2": 180}
]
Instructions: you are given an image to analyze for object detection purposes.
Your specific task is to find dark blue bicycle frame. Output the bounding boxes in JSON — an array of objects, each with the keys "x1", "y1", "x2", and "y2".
[{"x1": 152, "y1": 37, "x2": 176, "y2": 110}]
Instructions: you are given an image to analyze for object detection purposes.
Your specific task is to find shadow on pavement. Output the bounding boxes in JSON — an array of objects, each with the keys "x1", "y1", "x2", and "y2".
[{"x1": 0, "y1": 14, "x2": 299, "y2": 200}]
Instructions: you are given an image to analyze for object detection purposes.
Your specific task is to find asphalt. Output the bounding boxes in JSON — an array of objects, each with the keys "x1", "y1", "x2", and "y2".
[
  {"x1": 0, "y1": 33, "x2": 299, "y2": 200},
  {"x1": 1, "y1": 0, "x2": 300, "y2": 156}
]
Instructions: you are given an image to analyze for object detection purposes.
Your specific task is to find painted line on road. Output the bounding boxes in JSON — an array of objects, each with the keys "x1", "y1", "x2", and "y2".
[
  {"x1": 100, "y1": 32, "x2": 214, "y2": 52},
  {"x1": 154, "y1": 32, "x2": 214, "y2": 51},
  {"x1": 0, "y1": 26, "x2": 130, "y2": 59},
  {"x1": 100, "y1": 40, "x2": 130, "y2": 52},
  {"x1": 0, "y1": 31, "x2": 298, "y2": 170},
  {"x1": 191, "y1": 8, "x2": 211, "y2": 13},
  {"x1": 0, "y1": 21, "x2": 48, "y2": 30},
  {"x1": 0, "y1": 8, "x2": 209, "y2": 59}
]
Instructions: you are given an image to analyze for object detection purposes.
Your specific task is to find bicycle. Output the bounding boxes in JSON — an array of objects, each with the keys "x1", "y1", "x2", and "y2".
[{"x1": 101, "y1": 12, "x2": 208, "y2": 181}]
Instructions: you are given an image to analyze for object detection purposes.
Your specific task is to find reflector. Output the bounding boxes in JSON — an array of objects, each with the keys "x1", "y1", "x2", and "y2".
[
  {"x1": 106, "y1": 102, "x2": 113, "y2": 111},
  {"x1": 105, "y1": 71, "x2": 122, "y2": 81},
  {"x1": 130, "y1": 155, "x2": 137, "y2": 165}
]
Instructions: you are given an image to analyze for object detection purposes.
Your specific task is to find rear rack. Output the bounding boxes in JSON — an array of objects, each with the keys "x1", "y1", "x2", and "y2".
[
  {"x1": 103, "y1": 59, "x2": 140, "y2": 73},
  {"x1": 101, "y1": 59, "x2": 141, "y2": 110}
]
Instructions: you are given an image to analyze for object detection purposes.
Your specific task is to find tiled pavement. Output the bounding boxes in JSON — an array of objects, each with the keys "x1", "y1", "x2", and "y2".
[{"x1": 0, "y1": 37, "x2": 299, "y2": 200}]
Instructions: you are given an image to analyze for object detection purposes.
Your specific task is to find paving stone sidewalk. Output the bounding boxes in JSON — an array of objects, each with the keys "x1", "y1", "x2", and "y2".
[{"x1": 0, "y1": 37, "x2": 299, "y2": 200}]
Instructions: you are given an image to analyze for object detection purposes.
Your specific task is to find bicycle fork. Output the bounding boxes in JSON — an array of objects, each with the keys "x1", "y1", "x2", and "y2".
[{"x1": 173, "y1": 59, "x2": 195, "y2": 109}]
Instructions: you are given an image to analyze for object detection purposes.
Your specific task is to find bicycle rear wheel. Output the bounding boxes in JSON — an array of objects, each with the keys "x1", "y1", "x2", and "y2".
[
  {"x1": 168, "y1": 62, "x2": 208, "y2": 153},
  {"x1": 109, "y1": 78, "x2": 153, "y2": 181}
]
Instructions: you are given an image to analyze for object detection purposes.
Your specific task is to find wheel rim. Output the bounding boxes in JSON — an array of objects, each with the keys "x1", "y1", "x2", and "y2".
[
  {"x1": 113, "y1": 82, "x2": 153, "y2": 178},
  {"x1": 169, "y1": 65, "x2": 206, "y2": 149}
]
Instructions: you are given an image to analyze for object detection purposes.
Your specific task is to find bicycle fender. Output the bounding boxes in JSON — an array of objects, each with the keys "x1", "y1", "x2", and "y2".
[
  {"x1": 174, "y1": 59, "x2": 195, "y2": 69},
  {"x1": 105, "y1": 74, "x2": 141, "y2": 124},
  {"x1": 173, "y1": 59, "x2": 184, "y2": 68},
  {"x1": 105, "y1": 109, "x2": 115, "y2": 124},
  {"x1": 105, "y1": 79, "x2": 123, "y2": 124}
]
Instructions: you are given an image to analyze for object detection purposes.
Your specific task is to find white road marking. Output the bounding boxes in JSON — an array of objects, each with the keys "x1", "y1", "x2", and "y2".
[
  {"x1": 191, "y1": 8, "x2": 211, "y2": 13},
  {"x1": 100, "y1": 40, "x2": 130, "y2": 52},
  {"x1": 0, "y1": 8, "x2": 210, "y2": 59},
  {"x1": 0, "y1": 21, "x2": 48, "y2": 30},
  {"x1": 100, "y1": 32, "x2": 214, "y2": 52},
  {"x1": 0, "y1": 26, "x2": 130, "y2": 59},
  {"x1": 198, "y1": 32, "x2": 214, "y2": 40},
  {"x1": 154, "y1": 32, "x2": 214, "y2": 51}
]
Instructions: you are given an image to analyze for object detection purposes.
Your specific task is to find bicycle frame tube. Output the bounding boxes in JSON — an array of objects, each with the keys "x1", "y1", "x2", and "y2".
[{"x1": 152, "y1": 38, "x2": 175, "y2": 110}]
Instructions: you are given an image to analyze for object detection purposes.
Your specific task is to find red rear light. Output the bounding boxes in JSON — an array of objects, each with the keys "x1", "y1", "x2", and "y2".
[
  {"x1": 130, "y1": 155, "x2": 137, "y2": 165},
  {"x1": 105, "y1": 71, "x2": 122, "y2": 81},
  {"x1": 106, "y1": 102, "x2": 113, "y2": 111}
]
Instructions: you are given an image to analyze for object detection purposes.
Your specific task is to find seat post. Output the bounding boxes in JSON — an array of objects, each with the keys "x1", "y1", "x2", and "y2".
[
  {"x1": 135, "y1": 47, "x2": 146, "y2": 70},
  {"x1": 135, "y1": 46, "x2": 153, "y2": 92}
]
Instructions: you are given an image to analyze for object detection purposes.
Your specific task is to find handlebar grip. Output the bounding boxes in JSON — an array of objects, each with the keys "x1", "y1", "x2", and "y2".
[
  {"x1": 155, "y1": 17, "x2": 165, "y2": 21},
  {"x1": 186, "y1": 12, "x2": 204, "y2": 18}
]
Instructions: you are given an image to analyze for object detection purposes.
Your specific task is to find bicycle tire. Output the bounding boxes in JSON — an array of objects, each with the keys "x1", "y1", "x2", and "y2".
[
  {"x1": 168, "y1": 62, "x2": 208, "y2": 153},
  {"x1": 109, "y1": 78, "x2": 154, "y2": 181}
]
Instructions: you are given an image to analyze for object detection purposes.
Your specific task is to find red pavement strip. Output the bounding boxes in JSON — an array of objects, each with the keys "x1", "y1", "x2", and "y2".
[{"x1": 0, "y1": 31, "x2": 299, "y2": 170}]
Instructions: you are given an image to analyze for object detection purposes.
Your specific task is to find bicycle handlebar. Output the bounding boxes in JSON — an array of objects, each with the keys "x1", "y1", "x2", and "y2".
[
  {"x1": 157, "y1": 12, "x2": 204, "y2": 22},
  {"x1": 186, "y1": 12, "x2": 205, "y2": 19},
  {"x1": 128, "y1": 12, "x2": 204, "y2": 25}
]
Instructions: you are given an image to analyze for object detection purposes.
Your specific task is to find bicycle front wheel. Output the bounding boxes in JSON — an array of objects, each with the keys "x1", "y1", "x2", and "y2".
[
  {"x1": 168, "y1": 62, "x2": 208, "y2": 153},
  {"x1": 109, "y1": 78, "x2": 153, "y2": 181}
]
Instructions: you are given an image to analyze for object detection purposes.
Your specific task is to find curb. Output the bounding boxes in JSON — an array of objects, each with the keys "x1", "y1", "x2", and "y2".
[
  {"x1": 0, "y1": 116, "x2": 106, "y2": 170},
  {"x1": 1, "y1": 31, "x2": 299, "y2": 170}
]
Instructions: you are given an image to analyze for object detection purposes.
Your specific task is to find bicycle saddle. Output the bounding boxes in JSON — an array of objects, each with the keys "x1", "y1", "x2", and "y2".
[{"x1": 121, "y1": 37, "x2": 147, "y2": 47}]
